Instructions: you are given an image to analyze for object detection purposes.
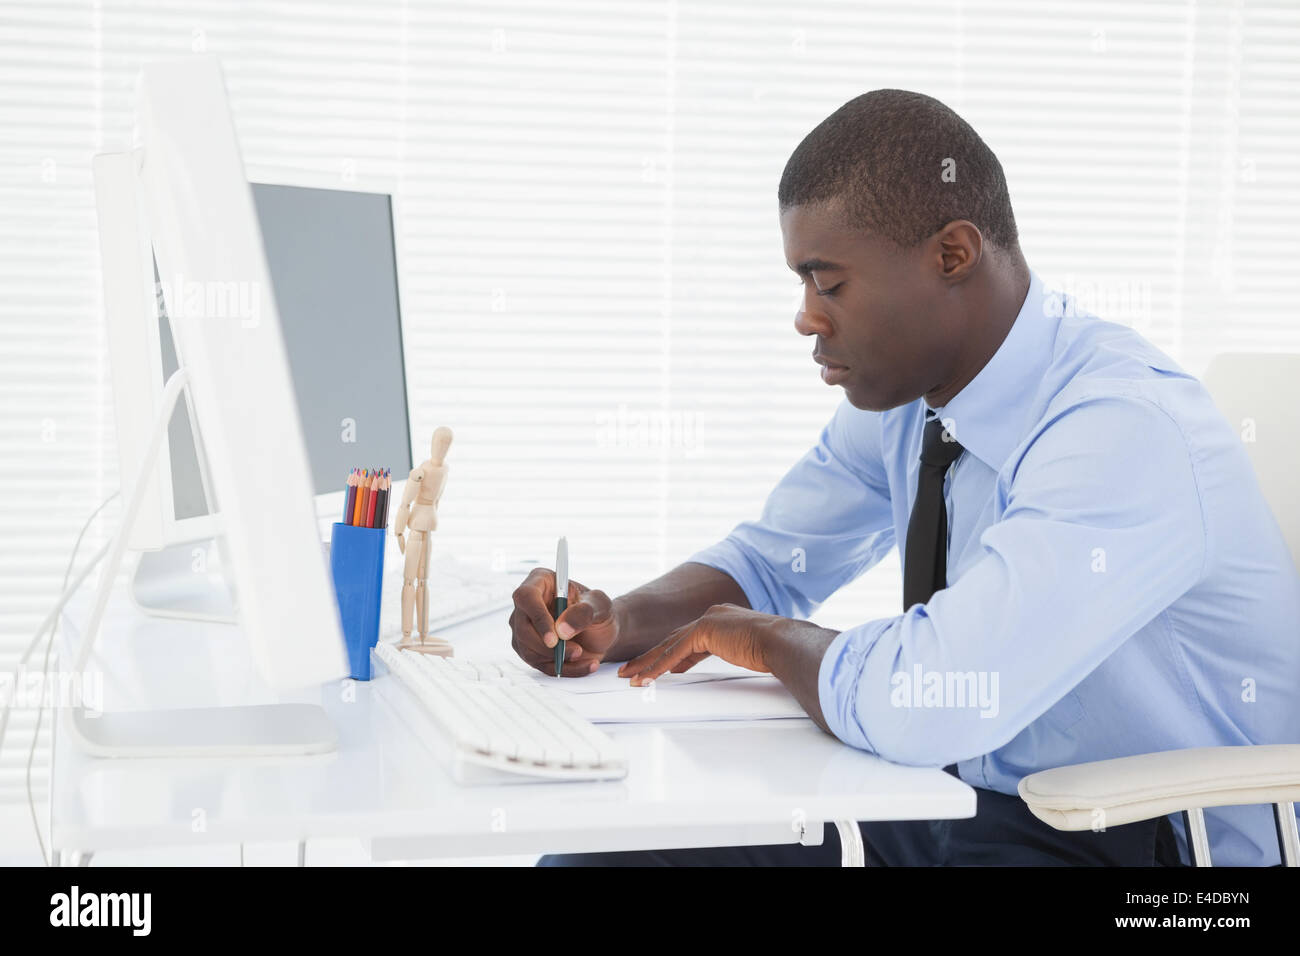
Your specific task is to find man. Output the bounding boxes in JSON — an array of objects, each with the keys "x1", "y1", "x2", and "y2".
[{"x1": 510, "y1": 89, "x2": 1300, "y2": 865}]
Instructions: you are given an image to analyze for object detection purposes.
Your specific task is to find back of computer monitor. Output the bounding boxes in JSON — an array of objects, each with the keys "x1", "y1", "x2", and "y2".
[
  {"x1": 133, "y1": 55, "x2": 347, "y2": 691},
  {"x1": 248, "y1": 180, "x2": 415, "y2": 532}
]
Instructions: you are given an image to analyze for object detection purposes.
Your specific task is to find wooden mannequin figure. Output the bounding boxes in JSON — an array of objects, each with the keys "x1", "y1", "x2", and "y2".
[{"x1": 394, "y1": 426, "x2": 454, "y2": 656}]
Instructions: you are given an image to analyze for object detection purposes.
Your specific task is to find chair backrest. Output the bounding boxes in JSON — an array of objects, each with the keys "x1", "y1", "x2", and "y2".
[{"x1": 1201, "y1": 353, "x2": 1300, "y2": 569}]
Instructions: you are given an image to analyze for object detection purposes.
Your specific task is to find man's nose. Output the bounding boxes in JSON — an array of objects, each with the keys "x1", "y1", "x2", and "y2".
[{"x1": 794, "y1": 298, "x2": 832, "y2": 337}]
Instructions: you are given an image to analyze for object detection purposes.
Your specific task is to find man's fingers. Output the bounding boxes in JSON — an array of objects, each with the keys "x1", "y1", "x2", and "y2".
[
  {"x1": 619, "y1": 626, "x2": 700, "y2": 685},
  {"x1": 512, "y1": 569, "x2": 558, "y2": 647},
  {"x1": 512, "y1": 625, "x2": 595, "y2": 677},
  {"x1": 668, "y1": 651, "x2": 711, "y2": 673},
  {"x1": 512, "y1": 600, "x2": 557, "y2": 649},
  {"x1": 555, "y1": 588, "x2": 612, "y2": 639},
  {"x1": 617, "y1": 627, "x2": 682, "y2": 679},
  {"x1": 627, "y1": 640, "x2": 694, "y2": 685},
  {"x1": 616, "y1": 632, "x2": 670, "y2": 676},
  {"x1": 508, "y1": 606, "x2": 555, "y2": 656},
  {"x1": 551, "y1": 655, "x2": 600, "y2": 678}
]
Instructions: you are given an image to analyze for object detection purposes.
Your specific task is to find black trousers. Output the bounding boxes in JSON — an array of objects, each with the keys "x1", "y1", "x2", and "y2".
[{"x1": 537, "y1": 772, "x2": 1185, "y2": 866}]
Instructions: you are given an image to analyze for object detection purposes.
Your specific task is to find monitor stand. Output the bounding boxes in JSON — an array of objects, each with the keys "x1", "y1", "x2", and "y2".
[
  {"x1": 130, "y1": 537, "x2": 237, "y2": 623},
  {"x1": 72, "y1": 366, "x2": 337, "y2": 758},
  {"x1": 67, "y1": 702, "x2": 337, "y2": 758}
]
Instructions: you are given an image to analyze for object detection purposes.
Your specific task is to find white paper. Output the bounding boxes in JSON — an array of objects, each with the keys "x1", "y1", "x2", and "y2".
[
  {"x1": 544, "y1": 657, "x2": 768, "y2": 695},
  {"x1": 528, "y1": 659, "x2": 807, "y2": 723}
]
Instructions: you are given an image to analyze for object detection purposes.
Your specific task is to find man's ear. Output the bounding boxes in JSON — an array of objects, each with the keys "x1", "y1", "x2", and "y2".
[{"x1": 932, "y1": 220, "x2": 983, "y2": 282}]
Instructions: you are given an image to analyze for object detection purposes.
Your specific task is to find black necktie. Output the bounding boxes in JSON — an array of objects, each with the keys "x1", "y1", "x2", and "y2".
[{"x1": 903, "y1": 416, "x2": 965, "y2": 611}]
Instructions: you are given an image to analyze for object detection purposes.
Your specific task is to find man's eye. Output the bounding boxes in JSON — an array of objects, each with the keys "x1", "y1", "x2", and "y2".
[{"x1": 816, "y1": 283, "x2": 843, "y2": 297}]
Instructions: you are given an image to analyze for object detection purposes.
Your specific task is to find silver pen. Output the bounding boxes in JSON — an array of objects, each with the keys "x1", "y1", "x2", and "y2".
[{"x1": 552, "y1": 536, "x2": 568, "y2": 680}]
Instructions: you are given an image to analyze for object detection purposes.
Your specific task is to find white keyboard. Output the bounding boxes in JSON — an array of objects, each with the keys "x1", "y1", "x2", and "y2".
[{"x1": 372, "y1": 643, "x2": 628, "y2": 783}]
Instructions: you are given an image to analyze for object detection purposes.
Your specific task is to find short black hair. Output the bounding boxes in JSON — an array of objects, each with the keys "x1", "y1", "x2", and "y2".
[{"x1": 778, "y1": 89, "x2": 1019, "y2": 251}]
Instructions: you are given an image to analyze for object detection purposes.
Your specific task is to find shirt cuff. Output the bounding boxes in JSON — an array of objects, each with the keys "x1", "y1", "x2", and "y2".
[
  {"x1": 685, "y1": 537, "x2": 777, "y2": 615},
  {"x1": 817, "y1": 617, "x2": 893, "y2": 751}
]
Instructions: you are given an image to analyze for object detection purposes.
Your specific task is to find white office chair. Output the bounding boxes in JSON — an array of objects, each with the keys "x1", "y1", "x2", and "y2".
[{"x1": 1017, "y1": 353, "x2": 1300, "y2": 866}]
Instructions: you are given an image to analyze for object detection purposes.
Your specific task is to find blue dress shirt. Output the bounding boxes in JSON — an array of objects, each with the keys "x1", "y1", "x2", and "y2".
[{"x1": 688, "y1": 269, "x2": 1300, "y2": 866}]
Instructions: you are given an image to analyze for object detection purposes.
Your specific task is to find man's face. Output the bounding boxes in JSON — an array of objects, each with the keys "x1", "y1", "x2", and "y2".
[{"x1": 781, "y1": 201, "x2": 959, "y2": 411}]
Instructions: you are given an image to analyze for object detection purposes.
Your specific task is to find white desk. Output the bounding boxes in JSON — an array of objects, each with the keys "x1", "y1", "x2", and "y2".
[{"x1": 53, "y1": 588, "x2": 975, "y2": 866}]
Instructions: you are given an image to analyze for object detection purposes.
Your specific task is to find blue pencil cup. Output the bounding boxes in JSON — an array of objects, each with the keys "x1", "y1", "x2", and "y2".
[{"x1": 330, "y1": 522, "x2": 386, "y2": 680}]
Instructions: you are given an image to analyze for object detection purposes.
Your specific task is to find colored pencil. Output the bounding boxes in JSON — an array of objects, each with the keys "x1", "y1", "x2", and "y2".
[
  {"x1": 359, "y1": 469, "x2": 372, "y2": 527},
  {"x1": 349, "y1": 469, "x2": 359, "y2": 526},
  {"x1": 343, "y1": 468, "x2": 357, "y2": 524},
  {"x1": 364, "y1": 468, "x2": 376, "y2": 524},
  {"x1": 386, "y1": 469, "x2": 393, "y2": 524},
  {"x1": 352, "y1": 469, "x2": 367, "y2": 526},
  {"x1": 364, "y1": 469, "x2": 380, "y2": 528},
  {"x1": 379, "y1": 469, "x2": 391, "y2": 527}
]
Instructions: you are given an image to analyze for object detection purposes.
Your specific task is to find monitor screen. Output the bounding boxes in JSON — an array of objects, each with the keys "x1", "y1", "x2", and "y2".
[{"x1": 154, "y1": 183, "x2": 414, "y2": 516}]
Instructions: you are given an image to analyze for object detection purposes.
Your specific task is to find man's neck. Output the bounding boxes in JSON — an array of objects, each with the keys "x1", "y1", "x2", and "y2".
[{"x1": 925, "y1": 260, "x2": 1031, "y2": 409}]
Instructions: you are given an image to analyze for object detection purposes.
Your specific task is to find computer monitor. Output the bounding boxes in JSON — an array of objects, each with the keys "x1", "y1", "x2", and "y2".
[
  {"x1": 154, "y1": 184, "x2": 414, "y2": 519},
  {"x1": 145, "y1": 187, "x2": 414, "y2": 520},
  {"x1": 251, "y1": 182, "x2": 414, "y2": 503},
  {"x1": 97, "y1": 173, "x2": 413, "y2": 618},
  {"x1": 76, "y1": 56, "x2": 350, "y2": 755}
]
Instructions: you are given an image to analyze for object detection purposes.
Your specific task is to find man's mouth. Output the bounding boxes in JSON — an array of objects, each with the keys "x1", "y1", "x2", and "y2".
[{"x1": 814, "y1": 354, "x2": 850, "y2": 386}]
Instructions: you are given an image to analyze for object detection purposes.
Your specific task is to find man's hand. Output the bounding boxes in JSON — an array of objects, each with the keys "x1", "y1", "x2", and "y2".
[
  {"x1": 617, "y1": 603, "x2": 773, "y2": 686},
  {"x1": 509, "y1": 567, "x2": 619, "y2": 677}
]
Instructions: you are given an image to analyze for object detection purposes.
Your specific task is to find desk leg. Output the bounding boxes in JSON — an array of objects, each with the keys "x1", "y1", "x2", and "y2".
[{"x1": 833, "y1": 820, "x2": 865, "y2": 867}]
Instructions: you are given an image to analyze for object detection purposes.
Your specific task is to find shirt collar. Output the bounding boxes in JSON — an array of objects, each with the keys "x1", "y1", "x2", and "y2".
[{"x1": 924, "y1": 268, "x2": 1059, "y2": 473}]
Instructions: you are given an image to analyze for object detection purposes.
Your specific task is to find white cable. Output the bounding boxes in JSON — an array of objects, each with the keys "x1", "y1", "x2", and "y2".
[
  {"x1": 30, "y1": 492, "x2": 120, "y2": 865},
  {"x1": 0, "y1": 492, "x2": 119, "y2": 866},
  {"x1": 28, "y1": 615, "x2": 58, "y2": 865},
  {"x1": 0, "y1": 534, "x2": 114, "y2": 760},
  {"x1": 25, "y1": 493, "x2": 118, "y2": 863}
]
